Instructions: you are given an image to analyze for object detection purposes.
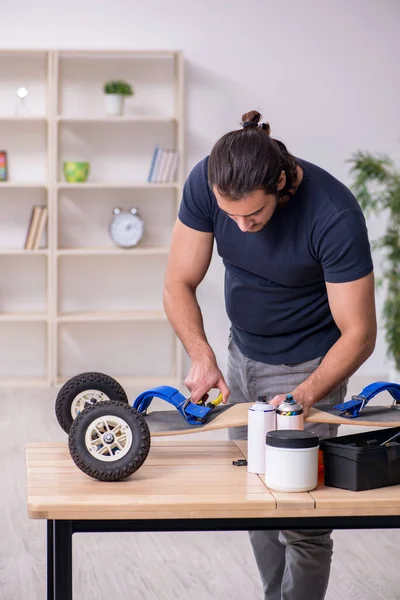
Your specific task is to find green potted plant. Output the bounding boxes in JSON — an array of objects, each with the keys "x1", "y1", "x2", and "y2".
[
  {"x1": 103, "y1": 80, "x2": 134, "y2": 116},
  {"x1": 348, "y1": 150, "x2": 400, "y2": 379}
]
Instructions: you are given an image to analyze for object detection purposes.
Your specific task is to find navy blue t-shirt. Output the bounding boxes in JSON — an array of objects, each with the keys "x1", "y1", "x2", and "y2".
[{"x1": 178, "y1": 156, "x2": 374, "y2": 365}]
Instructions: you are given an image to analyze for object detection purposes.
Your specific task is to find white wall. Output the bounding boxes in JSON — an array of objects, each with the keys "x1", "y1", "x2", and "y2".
[{"x1": 1, "y1": 0, "x2": 399, "y2": 381}]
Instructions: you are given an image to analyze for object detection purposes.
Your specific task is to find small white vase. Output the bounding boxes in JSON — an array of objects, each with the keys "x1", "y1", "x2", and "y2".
[{"x1": 105, "y1": 94, "x2": 124, "y2": 116}]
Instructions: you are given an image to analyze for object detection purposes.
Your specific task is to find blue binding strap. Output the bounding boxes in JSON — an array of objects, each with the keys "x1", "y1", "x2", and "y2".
[
  {"x1": 333, "y1": 381, "x2": 400, "y2": 418},
  {"x1": 132, "y1": 385, "x2": 213, "y2": 425}
]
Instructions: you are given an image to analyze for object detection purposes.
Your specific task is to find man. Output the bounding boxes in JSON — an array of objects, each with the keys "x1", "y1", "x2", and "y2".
[{"x1": 162, "y1": 110, "x2": 377, "y2": 600}]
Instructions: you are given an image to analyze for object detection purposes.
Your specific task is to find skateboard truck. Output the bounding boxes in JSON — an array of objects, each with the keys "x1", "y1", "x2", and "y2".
[
  {"x1": 333, "y1": 381, "x2": 400, "y2": 418},
  {"x1": 132, "y1": 386, "x2": 223, "y2": 426}
]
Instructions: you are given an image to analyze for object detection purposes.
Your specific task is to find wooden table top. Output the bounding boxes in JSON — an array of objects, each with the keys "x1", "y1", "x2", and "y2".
[{"x1": 26, "y1": 441, "x2": 400, "y2": 520}]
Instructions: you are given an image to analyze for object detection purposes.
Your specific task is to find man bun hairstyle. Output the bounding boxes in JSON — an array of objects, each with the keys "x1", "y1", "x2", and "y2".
[
  {"x1": 208, "y1": 110, "x2": 298, "y2": 200},
  {"x1": 241, "y1": 110, "x2": 271, "y2": 134}
]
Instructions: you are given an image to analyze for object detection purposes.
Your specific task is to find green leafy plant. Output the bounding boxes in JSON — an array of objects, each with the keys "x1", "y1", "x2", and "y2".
[
  {"x1": 103, "y1": 80, "x2": 134, "y2": 96},
  {"x1": 348, "y1": 150, "x2": 400, "y2": 370}
]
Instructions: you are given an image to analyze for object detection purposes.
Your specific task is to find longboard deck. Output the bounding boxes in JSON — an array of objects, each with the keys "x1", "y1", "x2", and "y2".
[
  {"x1": 143, "y1": 402, "x2": 400, "y2": 437},
  {"x1": 309, "y1": 403, "x2": 400, "y2": 428},
  {"x1": 143, "y1": 403, "x2": 247, "y2": 436}
]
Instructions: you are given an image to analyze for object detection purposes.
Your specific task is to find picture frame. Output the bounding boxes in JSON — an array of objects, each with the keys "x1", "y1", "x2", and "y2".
[{"x1": 0, "y1": 151, "x2": 8, "y2": 181}]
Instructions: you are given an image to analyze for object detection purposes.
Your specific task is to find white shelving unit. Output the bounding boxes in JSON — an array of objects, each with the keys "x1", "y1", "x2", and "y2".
[{"x1": 0, "y1": 49, "x2": 185, "y2": 389}]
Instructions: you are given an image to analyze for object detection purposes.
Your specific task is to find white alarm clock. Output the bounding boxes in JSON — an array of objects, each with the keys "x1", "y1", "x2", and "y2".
[{"x1": 109, "y1": 208, "x2": 144, "y2": 248}]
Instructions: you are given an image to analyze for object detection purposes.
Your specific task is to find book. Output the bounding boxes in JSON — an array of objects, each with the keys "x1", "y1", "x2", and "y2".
[
  {"x1": 151, "y1": 148, "x2": 165, "y2": 182},
  {"x1": 157, "y1": 149, "x2": 170, "y2": 182},
  {"x1": 147, "y1": 145, "x2": 160, "y2": 182},
  {"x1": 24, "y1": 206, "x2": 42, "y2": 250},
  {"x1": 166, "y1": 150, "x2": 179, "y2": 182},
  {"x1": 148, "y1": 146, "x2": 179, "y2": 183},
  {"x1": 33, "y1": 205, "x2": 48, "y2": 249}
]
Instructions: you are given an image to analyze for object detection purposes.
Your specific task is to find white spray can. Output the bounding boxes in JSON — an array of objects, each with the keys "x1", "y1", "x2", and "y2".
[
  {"x1": 276, "y1": 394, "x2": 304, "y2": 430},
  {"x1": 247, "y1": 396, "x2": 277, "y2": 474}
]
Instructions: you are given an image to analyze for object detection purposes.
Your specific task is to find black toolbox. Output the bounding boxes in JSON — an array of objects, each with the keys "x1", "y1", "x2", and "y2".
[{"x1": 319, "y1": 426, "x2": 400, "y2": 491}]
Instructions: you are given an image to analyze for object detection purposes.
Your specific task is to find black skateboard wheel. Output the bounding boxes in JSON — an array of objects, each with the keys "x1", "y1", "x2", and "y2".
[
  {"x1": 68, "y1": 401, "x2": 151, "y2": 482},
  {"x1": 55, "y1": 371, "x2": 129, "y2": 434}
]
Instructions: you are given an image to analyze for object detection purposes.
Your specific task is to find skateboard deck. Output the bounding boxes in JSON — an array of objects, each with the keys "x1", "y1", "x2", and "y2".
[{"x1": 142, "y1": 401, "x2": 400, "y2": 437}]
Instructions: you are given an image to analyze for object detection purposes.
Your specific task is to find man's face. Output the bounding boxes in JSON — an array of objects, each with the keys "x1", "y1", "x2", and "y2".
[{"x1": 213, "y1": 188, "x2": 279, "y2": 233}]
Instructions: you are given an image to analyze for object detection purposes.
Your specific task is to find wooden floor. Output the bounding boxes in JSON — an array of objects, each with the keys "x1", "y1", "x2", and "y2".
[{"x1": 1, "y1": 387, "x2": 399, "y2": 599}]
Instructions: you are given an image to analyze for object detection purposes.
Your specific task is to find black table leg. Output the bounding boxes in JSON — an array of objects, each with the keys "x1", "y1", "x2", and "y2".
[
  {"x1": 54, "y1": 520, "x2": 73, "y2": 600},
  {"x1": 47, "y1": 520, "x2": 54, "y2": 600}
]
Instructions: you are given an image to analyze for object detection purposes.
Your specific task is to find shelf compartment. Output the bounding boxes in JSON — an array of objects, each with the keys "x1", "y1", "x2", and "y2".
[
  {"x1": 0, "y1": 120, "x2": 48, "y2": 183},
  {"x1": 0, "y1": 188, "x2": 48, "y2": 250},
  {"x1": 58, "y1": 254, "x2": 168, "y2": 314},
  {"x1": 0, "y1": 322, "x2": 48, "y2": 378},
  {"x1": 57, "y1": 52, "x2": 177, "y2": 119},
  {"x1": 57, "y1": 187, "x2": 176, "y2": 249},
  {"x1": 0, "y1": 52, "x2": 49, "y2": 118},
  {"x1": 57, "y1": 309, "x2": 166, "y2": 322},
  {"x1": 57, "y1": 321, "x2": 176, "y2": 382},
  {"x1": 0, "y1": 255, "x2": 47, "y2": 313},
  {"x1": 58, "y1": 119, "x2": 177, "y2": 183}
]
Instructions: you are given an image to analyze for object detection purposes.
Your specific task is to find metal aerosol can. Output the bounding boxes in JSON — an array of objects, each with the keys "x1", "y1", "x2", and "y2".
[
  {"x1": 247, "y1": 396, "x2": 277, "y2": 474},
  {"x1": 276, "y1": 394, "x2": 304, "y2": 430}
]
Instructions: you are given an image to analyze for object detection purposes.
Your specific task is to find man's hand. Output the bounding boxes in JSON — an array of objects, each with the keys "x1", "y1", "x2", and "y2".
[
  {"x1": 269, "y1": 392, "x2": 313, "y2": 418},
  {"x1": 269, "y1": 395, "x2": 286, "y2": 410},
  {"x1": 184, "y1": 356, "x2": 230, "y2": 404}
]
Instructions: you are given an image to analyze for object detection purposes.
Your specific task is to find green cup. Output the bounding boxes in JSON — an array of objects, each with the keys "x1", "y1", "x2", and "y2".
[{"x1": 63, "y1": 161, "x2": 90, "y2": 183}]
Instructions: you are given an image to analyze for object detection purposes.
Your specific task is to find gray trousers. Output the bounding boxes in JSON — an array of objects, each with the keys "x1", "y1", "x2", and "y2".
[{"x1": 226, "y1": 336, "x2": 347, "y2": 600}]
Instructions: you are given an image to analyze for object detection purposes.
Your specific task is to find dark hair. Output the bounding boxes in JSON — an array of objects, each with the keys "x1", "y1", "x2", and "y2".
[{"x1": 208, "y1": 110, "x2": 298, "y2": 200}]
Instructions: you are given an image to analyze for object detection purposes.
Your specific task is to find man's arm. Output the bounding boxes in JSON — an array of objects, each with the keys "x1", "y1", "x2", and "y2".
[
  {"x1": 270, "y1": 272, "x2": 377, "y2": 416},
  {"x1": 163, "y1": 218, "x2": 230, "y2": 403}
]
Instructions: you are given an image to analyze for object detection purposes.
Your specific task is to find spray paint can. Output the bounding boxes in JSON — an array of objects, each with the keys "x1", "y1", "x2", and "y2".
[
  {"x1": 276, "y1": 394, "x2": 304, "y2": 430},
  {"x1": 247, "y1": 396, "x2": 277, "y2": 474}
]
